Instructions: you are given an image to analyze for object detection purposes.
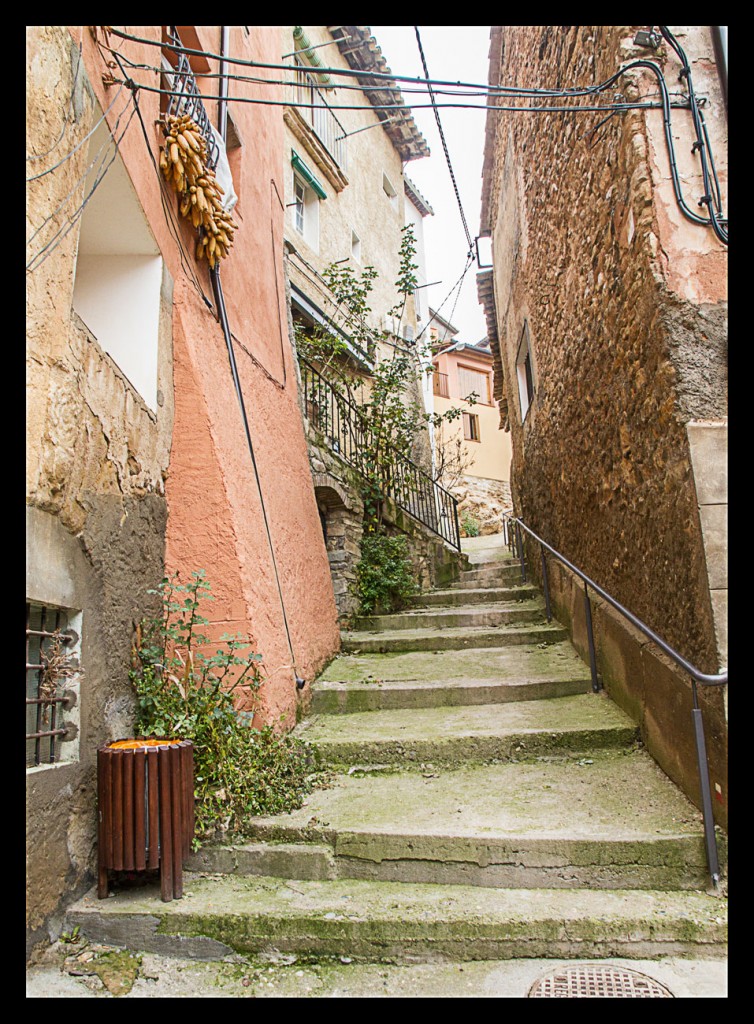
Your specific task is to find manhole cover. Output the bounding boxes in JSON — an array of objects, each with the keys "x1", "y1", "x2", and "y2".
[{"x1": 528, "y1": 964, "x2": 673, "y2": 998}]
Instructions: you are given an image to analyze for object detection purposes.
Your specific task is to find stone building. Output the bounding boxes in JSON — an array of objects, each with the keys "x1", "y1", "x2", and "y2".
[
  {"x1": 478, "y1": 26, "x2": 727, "y2": 821},
  {"x1": 26, "y1": 25, "x2": 340, "y2": 957},
  {"x1": 282, "y1": 26, "x2": 457, "y2": 618}
]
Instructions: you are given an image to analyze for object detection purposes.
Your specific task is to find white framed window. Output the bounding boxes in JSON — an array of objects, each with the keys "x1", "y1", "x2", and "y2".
[
  {"x1": 290, "y1": 152, "x2": 324, "y2": 251},
  {"x1": 516, "y1": 320, "x2": 536, "y2": 422},
  {"x1": 351, "y1": 230, "x2": 361, "y2": 262}
]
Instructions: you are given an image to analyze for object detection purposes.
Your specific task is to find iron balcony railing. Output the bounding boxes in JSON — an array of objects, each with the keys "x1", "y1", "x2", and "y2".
[
  {"x1": 501, "y1": 512, "x2": 727, "y2": 888},
  {"x1": 164, "y1": 27, "x2": 219, "y2": 170},
  {"x1": 301, "y1": 359, "x2": 460, "y2": 550},
  {"x1": 286, "y1": 58, "x2": 348, "y2": 172}
]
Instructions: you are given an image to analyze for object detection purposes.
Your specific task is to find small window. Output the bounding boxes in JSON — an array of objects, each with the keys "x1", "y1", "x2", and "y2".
[
  {"x1": 351, "y1": 230, "x2": 361, "y2": 262},
  {"x1": 26, "y1": 603, "x2": 81, "y2": 768},
  {"x1": 463, "y1": 412, "x2": 480, "y2": 442},
  {"x1": 516, "y1": 321, "x2": 536, "y2": 421},
  {"x1": 292, "y1": 172, "x2": 320, "y2": 250},
  {"x1": 382, "y1": 172, "x2": 398, "y2": 210}
]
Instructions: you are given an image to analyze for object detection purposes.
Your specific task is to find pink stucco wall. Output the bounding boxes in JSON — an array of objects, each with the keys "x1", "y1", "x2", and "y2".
[{"x1": 75, "y1": 26, "x2": 340, "y2": 727}]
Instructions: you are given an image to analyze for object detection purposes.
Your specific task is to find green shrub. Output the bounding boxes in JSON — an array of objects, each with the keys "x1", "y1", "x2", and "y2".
[
  {"x1": 129, "y1": 571, "x2": 318, "y2": 843},
  {"x1": 461, "y1": 513, "x2": 481, "y2": 537},
  {"x1": 355, "y1": 533, "x2": 418, "y2": 615}
]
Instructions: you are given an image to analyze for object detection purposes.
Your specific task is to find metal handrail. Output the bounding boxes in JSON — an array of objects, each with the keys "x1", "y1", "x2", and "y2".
[
  {"x1": 502, "y1": 511, "x2": 727, "y2": 887},
  {"x1": 286, "y1": 57, "x2": 348, "y2": 172},
  {"x1": 301, "y1": 359, "x2": 460, "y2": 550}
]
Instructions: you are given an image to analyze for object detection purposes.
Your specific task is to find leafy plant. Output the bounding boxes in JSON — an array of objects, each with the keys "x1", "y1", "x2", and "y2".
[
  {"x1": 129, "y1": 571, "x2": 319, "y2": 842},
  {"x1": 461, "y1": 513, "x2": 481, "y2": 537},
  {"x1": 355, "y1": 533, "x2": 418, "y2": 615}
]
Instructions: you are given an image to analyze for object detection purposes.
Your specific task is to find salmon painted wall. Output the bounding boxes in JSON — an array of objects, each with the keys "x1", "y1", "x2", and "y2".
[{"x1": 75, "y1": 26, "x2": 340, "y2": 727}]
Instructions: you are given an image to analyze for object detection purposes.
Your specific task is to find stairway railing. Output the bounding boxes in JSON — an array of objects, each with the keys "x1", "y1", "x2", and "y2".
[
  {"x1": 502, "y1": 512, "x2": 727, "y2": 888},
  {"x1": 301, "y1": 359, "x2": 461, "y2": 550}
]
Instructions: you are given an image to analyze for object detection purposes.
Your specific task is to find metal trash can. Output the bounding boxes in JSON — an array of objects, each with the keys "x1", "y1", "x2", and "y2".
[{"x1": 97, "y1": 738, "x2": 194, "y2": 902}]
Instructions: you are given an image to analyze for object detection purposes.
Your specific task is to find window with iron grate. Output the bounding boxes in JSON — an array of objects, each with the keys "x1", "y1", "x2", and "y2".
[{"x1": 26, "y1": 603, "x2": 81, "y2": 769}]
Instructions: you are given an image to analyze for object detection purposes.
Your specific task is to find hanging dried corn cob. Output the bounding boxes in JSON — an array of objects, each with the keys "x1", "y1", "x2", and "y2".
[{"x1": 159, "y1": 113, "x2": 239, "y2": 269}]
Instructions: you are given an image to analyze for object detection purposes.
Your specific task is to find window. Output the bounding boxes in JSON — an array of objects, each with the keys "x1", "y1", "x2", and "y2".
[
  {"x1": 351, "y1": 230, "x2": 361, "y2": 262},
  {"x1": 516, "y1": 320, "x2": 536, "y2": 421},
  {"x1": 463, "y1": 412, "x2": 480, "y2": 442},
  {"x1": 26, "y1": 603, "x2": 81, "y2": 768},
  {"x1": 382, "y1": 172, "x2": 398, "y2": 211},
  {"x1": 291, "y1": 151, "x2": 325, "y2": 251},
  {"x1": 458, "y1": 365, "x2": 491, "y2": 404},
  {"x1": 72, "y1": 102, "x2": 163, "y2": 412}
]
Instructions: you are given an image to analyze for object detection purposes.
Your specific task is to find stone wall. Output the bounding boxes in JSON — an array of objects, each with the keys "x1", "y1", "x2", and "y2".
[
  {"x1": 483, "y1": 26, "x2": 727, "y2": 674},
  {"x1": 452, "y1": 474, "x2": 512, "y2": 536}
]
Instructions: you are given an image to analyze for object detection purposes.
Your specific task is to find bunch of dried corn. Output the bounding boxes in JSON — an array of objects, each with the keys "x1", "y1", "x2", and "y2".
[{"x1": 159, "y1": 113, "x2": 238, "y2": 269}]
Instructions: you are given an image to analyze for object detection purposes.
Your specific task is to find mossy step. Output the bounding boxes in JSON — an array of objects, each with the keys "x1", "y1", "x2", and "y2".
[
  {"x1": 296, "y1": 692, "x2": 638, "y2": 766},
  {"x1": 311, "y1": 675, "x2": 590, "y2": 713},
  {"x1": 204, "y1": 749, "x2": 724, "y2": 891},
  {"x1": 341, "y1": 621, "x2": 567, "y2": 653},
  {"x1": 410, "y1": 584, "x2": 539, "y2": 607},
  {"x1": 354, "y1": 600, "x2": 547, "y2": 632},
  {"x1": 66, "y1": 874, "x2": 727, "y2": 962},
  {"x1": 458, "y1": 564, "x2": 524, "y2": 585},
  {"x1": 313, "y1": 642, "x2": 592, "y2": 712}
]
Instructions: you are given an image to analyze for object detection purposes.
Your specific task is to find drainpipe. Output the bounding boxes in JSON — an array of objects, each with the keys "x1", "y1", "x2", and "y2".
[{"x1": 710, "y1": 26, "x2": 728, "y2": 116}]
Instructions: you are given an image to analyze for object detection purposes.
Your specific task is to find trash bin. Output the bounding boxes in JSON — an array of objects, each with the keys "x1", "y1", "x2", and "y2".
[{"x1": 97, "y1": 738, "x2": 194, "y2": 902}]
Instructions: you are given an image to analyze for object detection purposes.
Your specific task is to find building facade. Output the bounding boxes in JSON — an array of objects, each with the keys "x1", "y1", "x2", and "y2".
[
  {"x1": 432, "y1": 339, "x2": 512, "y2": 533},
  {"x1": 26, "y1": 25, "x2": 340, "y2": 956},
  {"x1": 478, "y1": 25, "x2": 727, "y2": 821}
]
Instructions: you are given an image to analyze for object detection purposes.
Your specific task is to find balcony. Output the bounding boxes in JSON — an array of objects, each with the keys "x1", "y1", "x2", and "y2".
[
  {"x1": 285, "y1": 57, "x2": 349, "y2": 192},
  {"x1": 433, "y1": 371, "x2": 450, "y2": 398}
]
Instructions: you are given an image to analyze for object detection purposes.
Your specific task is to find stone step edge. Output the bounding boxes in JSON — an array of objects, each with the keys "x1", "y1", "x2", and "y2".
[
  {"x1": 65, "y1": 875, "x2": 728, "y2": 962},
  {"x1": 186, "y1": 833, "x2": 715, "y2": 879}
]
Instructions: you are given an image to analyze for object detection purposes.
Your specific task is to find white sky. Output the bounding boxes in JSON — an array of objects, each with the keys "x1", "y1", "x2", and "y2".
[{"x1": 371, "y1": 25, "x2": 492, "y2": 343}]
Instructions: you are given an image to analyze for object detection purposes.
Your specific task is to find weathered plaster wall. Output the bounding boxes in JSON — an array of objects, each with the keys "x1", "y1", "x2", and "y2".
[
  {"x1": 485, "y1": 25, "x2": 727, "y2": 674},
  {"x1": 26, "y1": 25, "x2": 341, "y2": 955},
  {"x1": 282, "y1": 25, "x2": 417, "y2": 341},
  {"x1": 26, "y1": 26, "x2": 174, "y2": 954}
]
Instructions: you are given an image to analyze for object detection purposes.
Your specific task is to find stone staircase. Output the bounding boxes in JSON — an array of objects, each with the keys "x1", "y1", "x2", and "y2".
[{"x1": 65, "y1": 536, "x2": 727, "y2": 963}]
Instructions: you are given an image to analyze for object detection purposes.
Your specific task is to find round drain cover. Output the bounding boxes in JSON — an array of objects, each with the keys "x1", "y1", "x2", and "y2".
[{"x1": 528, "y1": 964, "x2": 673, "y2": 998}]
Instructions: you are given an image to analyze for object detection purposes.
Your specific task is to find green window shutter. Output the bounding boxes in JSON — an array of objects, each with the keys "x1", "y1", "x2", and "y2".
[{"x1": 291, "y1": 151, "x2": 327, "y2": 200}]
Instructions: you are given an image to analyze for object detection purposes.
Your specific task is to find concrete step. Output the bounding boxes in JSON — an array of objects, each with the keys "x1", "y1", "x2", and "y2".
[
  {"x1": 65, "y1": 874, "x2": 727, "y2": 962},
  {"x1": 296, "y1": 692, "x2": 638, "y2": 766},
  {"x1": 410, "y1": 584, "x2": 539, "y2": 607},
  {"x1": 194, "y1": 749, "x2": 724, "y2": 891},
  {"x1": 456, "y1": 565, "x2": 527, "y2": 587},
  {"x1": 341, "y1": 620, "x2": 567, "y2": 653},
  {"x1": 312, "y1": 642, "x2": 592, "y2": 713},
  {"x1": 354, "y1": 599, "x2": 547, "y2": 633}
]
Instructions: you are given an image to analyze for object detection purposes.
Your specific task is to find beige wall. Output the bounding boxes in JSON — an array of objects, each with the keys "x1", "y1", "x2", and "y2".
[
  {"x1": 282, "y1": 26, "x2": 417, "y2": 338},
  {"x1": 433, "y1": 348, "x2": 511, "y2": 483}
]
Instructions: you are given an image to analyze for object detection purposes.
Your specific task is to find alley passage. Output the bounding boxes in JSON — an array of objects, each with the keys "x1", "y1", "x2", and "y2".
[{"x1": 67, "y1": 535, "x2": 727, "y2": 961}]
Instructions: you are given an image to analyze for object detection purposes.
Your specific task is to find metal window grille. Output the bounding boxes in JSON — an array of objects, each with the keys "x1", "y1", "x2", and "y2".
[
  {"x1": 26, "y1": 603, "x2": 75, "y2": 767},
  {"x1": 163, "y1": 27, "x2": 219, "y2": 171}
]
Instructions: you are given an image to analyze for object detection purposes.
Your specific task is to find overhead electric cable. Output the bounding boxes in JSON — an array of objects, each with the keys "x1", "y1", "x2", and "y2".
[{"x1": 414, "y1": 26, "x2": 473, "y2": 254}]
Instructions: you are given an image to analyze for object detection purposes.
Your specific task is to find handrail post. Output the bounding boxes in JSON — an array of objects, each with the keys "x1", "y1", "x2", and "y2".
[
  {"x1": 540, "y1": 544, "x2": 552, "y2": 622},
  {"x1": 691, "y1": 679, "x2": 721, "y2": 887},
  {"x1": 515, "y1": 520, "x2": 526, "y2": 581},
  {"x1": 583, "y1": 582, "x2": 600, "y2": 692}
]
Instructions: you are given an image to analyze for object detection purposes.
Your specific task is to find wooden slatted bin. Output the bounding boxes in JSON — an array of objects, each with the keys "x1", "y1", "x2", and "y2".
[{"x1": 97, "y1": 738, "x2": 194, "y2": 902}]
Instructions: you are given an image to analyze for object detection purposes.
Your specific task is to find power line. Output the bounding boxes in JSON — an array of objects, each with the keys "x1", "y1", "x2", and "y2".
[{"x1": 414, "y1": 27, "x2": 473, "y2": 254}]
